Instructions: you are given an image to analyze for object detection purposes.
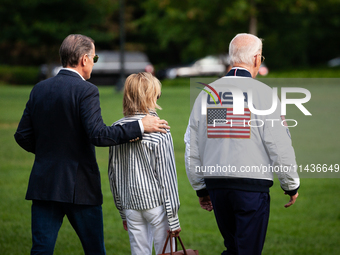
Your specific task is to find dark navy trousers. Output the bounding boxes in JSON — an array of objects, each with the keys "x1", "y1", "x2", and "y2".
[
  {"x1": 31, "y1": 200, "x2": 106, "y2": 255},
  {"x1": 209, "y1": 189, "x2": 270, "y2": 255}
]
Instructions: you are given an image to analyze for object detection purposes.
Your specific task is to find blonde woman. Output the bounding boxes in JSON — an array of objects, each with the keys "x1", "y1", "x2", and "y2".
[{"x1": 108, "y1": 72, "x2": 181, "y2": 255}]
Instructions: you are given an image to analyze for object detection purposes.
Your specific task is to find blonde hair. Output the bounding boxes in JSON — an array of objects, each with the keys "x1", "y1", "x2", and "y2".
[{"x1": 123, "y1": 72, "x2": 162, "y2": 116}]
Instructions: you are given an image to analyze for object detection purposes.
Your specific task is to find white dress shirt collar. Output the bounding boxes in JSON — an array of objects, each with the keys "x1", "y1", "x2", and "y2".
[{"x1": 61, "y1": 68, "x2": 85, "y2": 81}]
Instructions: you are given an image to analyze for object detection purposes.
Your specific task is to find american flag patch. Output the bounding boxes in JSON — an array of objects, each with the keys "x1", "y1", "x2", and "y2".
[{"x1": 207, "y1": 108, "x2": 251, "y2": 138}]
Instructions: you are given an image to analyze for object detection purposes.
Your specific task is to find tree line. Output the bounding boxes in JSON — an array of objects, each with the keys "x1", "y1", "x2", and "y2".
[{"x1": 0, "y1": 0, "x2": 339, "y2": 69}]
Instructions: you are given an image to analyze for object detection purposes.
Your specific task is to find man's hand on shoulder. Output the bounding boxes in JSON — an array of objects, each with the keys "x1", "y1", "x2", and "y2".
[{"x1": 142, "y1": 114, "x2": 170, "y2": 134}]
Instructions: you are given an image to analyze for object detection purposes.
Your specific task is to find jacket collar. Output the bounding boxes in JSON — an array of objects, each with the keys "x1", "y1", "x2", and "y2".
[
  {"x1": 58, "y1": 69, "x2": 85, "y2": 80},
  {"x1": 133, "y1": 110, "x2": 158, "y2": 117},
  {"x1": 225, "y1": 68, "x2": 252, "y2": 78}
]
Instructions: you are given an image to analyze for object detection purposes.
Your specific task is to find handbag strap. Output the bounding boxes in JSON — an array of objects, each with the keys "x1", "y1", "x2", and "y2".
[
  {"x1": 176, "y1": 236, "x2": 188, "y2": 255},
  {"x1": 161, "y1": 232, "x2": 188, "y2": 255},
  {"x1": 169, "y1": 234, "x2": 173, "y2": 255},
  {"x1": 175, "y1": 235, "x2": 178, "y2": 251},
  {"x1": 162, "y1": 232, "x2": 173, "y2": 254}
]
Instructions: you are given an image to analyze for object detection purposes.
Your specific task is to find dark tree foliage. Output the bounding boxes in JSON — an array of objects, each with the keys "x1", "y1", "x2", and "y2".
[
  {"x1": 0, "y1": 0, "x2": 339, "y2": 69},
  {"x1": 136, "y1": 0, "x2": 340, "y2": 69},
  {"x1": 257, "y1": 0, "x2": 340, "y2": 68},
  {"x1": 0, "y1": 0, "x2": 118, "y2": 65}
]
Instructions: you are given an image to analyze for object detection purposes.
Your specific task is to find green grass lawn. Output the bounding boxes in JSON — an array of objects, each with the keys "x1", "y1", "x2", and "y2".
[{"x1": 1, "y1": 75, "x2": 340, "y2": 254}]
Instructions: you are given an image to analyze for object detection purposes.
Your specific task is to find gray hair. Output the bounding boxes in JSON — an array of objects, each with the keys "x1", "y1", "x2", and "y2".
[
  {"x1": 229, "y1": 33, "x2": 262, "y2": 66},
  {"x1": 59, "y1": 34, "x2": 94, "y2": 67}
]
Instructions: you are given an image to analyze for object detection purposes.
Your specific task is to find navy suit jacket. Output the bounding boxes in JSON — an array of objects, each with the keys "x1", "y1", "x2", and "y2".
[{"x1": 15, "y1": 70, "x2": 142, "y2": 205}]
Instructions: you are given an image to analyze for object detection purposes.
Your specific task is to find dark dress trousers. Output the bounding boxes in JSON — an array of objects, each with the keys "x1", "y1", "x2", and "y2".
[{"x1": 15, "y1": 69, "x2": 142, "y2": 206}]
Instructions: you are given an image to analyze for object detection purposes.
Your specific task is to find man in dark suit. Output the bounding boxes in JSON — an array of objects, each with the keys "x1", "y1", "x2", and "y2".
[{"x1": 14, "y1": 34, "x2": 169, "y2": 255}]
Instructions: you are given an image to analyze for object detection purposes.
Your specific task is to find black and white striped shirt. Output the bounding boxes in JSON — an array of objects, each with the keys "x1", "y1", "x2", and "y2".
[{"x1": 108, "y1": 112, "x2": 180, "y2": 231}]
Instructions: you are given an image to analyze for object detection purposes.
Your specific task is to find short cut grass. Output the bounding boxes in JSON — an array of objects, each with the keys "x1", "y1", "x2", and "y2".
[{"x1": 123, "y1": 72, "x2": 162, "y2": 116}]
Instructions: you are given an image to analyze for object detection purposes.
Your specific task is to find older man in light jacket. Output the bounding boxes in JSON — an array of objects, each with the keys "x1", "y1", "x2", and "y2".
[{"x1": 184, "y1": 33, "x2": 299, "y2": 255}]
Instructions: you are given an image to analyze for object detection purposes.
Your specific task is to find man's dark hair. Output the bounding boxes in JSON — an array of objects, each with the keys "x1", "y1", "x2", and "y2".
[{"x1": 59, "y1": 34, "x2": 95, "y2": 67}]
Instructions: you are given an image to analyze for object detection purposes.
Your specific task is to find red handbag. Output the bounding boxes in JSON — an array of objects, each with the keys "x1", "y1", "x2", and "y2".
[{"x1": 158, "y1": 232, "x2": 199, "y2": 255}]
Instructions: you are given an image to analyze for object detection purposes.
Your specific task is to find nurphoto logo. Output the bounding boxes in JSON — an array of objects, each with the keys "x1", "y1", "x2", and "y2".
[
  {"x1": 197, "y1": 81, "x2": 312, "y2": 128},
  {"x1": 198, "y1": 82, "x2": 311, "y2": 116}
]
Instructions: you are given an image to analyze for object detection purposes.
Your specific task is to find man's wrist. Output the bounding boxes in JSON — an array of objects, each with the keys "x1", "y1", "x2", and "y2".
[
  {"x1": 196, "y1": 188, "x2": 209, "y2": 197},
  {"x1": 283, "y1": 186, "x2": 299, "y2": 196}
]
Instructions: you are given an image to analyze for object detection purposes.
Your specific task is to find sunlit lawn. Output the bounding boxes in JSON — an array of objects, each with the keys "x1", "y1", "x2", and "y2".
[{"x1": 1, "y1": 74, "x2": 340, "y2": 254}]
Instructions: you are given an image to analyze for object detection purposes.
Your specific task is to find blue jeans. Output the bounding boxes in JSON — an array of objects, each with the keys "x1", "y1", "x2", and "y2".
[
  {"x1": 209, "y1": 189, "x2": 270, "y2": 255},
  {"x1": 31, "y1": 200, "x2": 106, "y2": 255}
]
